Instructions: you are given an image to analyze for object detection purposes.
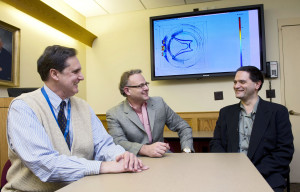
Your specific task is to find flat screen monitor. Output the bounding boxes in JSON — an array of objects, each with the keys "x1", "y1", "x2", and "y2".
[{"x1": 150, "y1": 4, "x2": 266, "y2": 80}]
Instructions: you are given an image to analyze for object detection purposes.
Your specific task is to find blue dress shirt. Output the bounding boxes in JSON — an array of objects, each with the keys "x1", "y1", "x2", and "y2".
[{"x1": 7, "y1": 85, "x2": 125, "y2": 182}]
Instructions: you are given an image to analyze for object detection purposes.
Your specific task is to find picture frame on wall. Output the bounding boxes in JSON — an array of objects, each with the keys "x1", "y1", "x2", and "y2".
[{"x1": 0, "y1": 20, "x2": 20, "y2": 87}]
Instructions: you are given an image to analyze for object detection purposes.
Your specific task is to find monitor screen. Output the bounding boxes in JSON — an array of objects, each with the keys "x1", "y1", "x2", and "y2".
[{"x1": 150, "y1": 4, "x2": 266, "y2": 80}]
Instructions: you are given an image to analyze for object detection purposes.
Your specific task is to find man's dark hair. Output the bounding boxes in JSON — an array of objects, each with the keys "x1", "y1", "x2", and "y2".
[
  {"x1": 37, "y1": 45, "x2": 77, "y2": 81},
  {"x1": 119, "y1": 69, "x2": 142, "y2": 97},
  {"x1": 236, "y1": 66, "x2": 264, "y2": 91}
]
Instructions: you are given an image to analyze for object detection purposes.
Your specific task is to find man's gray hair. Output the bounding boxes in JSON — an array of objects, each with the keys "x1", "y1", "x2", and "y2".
[{"x1": 119, "y1": 69, "x2": 142, "y2": 97}]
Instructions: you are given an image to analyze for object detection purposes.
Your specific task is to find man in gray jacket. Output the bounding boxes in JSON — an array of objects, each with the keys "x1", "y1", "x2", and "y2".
[{"x1": 106, "y1": 69, "x2": 194, "y2": 157}]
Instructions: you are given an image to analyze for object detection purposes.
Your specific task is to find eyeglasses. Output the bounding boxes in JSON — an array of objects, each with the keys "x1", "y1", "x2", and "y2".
[{"x1": 126, "y1": 82, "x2": 150, "y2": 89}]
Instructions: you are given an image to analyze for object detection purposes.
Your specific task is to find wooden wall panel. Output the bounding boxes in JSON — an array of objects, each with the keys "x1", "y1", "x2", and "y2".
[
  {"x1": 197, "y1": 119, "x2": 218, "y2": 131},
  {"x1": 97, "y1": 114, "x2": 108, "y2": 131},
  {"x1": 0, "y1": 97, "x2": 13, "y2": 179},
  {"x1": 98, "y1": 112, "x2": 219, "y2": 133},
  {"x1": 182, "y1": 118, "x2": 194, "y2": 128}
]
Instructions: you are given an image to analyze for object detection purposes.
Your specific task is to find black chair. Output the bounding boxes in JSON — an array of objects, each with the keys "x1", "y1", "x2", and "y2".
[
  {"x1": 286, "y1": 174, "x2": 290, "y2": 192},
  {"x1": 7, "y1": 88, "x2": 38, "y2": 97}
]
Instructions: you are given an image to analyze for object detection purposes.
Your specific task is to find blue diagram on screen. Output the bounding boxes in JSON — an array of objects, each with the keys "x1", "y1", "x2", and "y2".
[{"x1": 161, "y1": 24, "x2": 204, "y2": 68}]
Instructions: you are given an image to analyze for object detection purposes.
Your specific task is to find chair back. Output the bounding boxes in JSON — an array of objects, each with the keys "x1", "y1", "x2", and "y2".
[{"x1": 1, "y1": 160, "x2": 11, "y2": 189}]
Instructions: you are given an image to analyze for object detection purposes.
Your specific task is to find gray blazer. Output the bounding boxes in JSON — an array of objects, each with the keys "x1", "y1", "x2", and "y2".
[{"x1": 106, "y1": 97, "x2": 194, "y2": 155}]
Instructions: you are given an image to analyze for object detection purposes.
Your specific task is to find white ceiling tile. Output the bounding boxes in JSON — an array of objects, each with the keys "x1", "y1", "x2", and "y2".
[
  {"x1": 62, "y1": 0, "x2": 222, "y2": 17},
  {"x1": 141, "y1": 0, "x2": 185, "y2": 9},
  {"x1": 64, "y1": 0, "x2": 107, "y2": 17},
  {"x1": 95, "y1": 0, "x2": 145, "y2": 14},
  {"x1": 186, "y1": 0, "x2": 220, "y2": 4}
]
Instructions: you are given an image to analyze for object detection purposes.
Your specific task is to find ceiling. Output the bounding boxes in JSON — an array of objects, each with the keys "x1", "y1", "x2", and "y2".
[{"x1": 63, "y1": 0, "x2": 221, "y2": 17}]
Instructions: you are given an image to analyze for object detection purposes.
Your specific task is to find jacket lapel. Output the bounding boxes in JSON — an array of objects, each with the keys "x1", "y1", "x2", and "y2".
[
  {"x1": 247, "y1": 99, "x2": 271, "y2": 159},
  {"x1": 228, "y1": 104, "x2": 241, "y2": 152},
  {"x1": 146, "y1": 98, "x2": 155, "y2": 132},
  {"x1": 123, "y1": 100, "x2": 146, "y2": 132}
]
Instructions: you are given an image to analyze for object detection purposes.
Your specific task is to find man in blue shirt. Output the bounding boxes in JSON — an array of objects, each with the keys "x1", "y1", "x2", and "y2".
[{"x1": 3, "y1": 45, "x2": 148, "y2": 192}]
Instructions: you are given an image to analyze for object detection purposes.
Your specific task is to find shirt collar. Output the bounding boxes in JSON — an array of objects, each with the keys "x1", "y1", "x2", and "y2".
[
  {"x1": 43, "y1": 84, "x2": 70, "y2": 110},
  {"x1": 127, "y1": 99, "x2": 147, "y2": 113},
  {"x1": 240, "y1": 97, "x2": 260, "y2": 115}
]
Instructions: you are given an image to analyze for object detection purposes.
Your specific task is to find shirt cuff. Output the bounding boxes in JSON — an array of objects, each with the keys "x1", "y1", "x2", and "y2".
[{"x1": 84, "y1": 160, "x2": 101, "y2": 176}]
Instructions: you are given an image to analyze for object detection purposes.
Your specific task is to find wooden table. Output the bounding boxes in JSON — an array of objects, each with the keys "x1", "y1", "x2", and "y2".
[
  {"x1": 164, "y1": 131, "x2": 214, "y2": 152},
  {"x1": 57, "y1": 153, "x2": 273, "y2": 192}
]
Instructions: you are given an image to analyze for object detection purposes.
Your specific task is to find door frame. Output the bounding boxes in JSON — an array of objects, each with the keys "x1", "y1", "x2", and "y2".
[
  {"x1": 278, "y1": 17, "x2": 300, "y2": 106},
  {"x1": 278, "y1": 17, "x2": 300, "y2": 183}
]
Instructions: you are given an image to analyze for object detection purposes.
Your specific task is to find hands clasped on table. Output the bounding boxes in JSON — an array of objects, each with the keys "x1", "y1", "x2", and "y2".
[{"x1": 100, "y1": 151, "x2": 149, "y2": 173}]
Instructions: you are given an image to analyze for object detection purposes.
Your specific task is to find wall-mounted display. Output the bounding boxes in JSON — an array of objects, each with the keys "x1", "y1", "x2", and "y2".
[{"x1": 150, "y1": 4, "x2": 266, "y2": 80}]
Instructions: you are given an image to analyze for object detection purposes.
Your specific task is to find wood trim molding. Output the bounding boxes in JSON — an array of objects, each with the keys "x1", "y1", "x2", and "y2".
[
  {"x1": 97, "y1": 114, "x2": 107, "y2": 131},
  {"x1": 2, "y1": 0, "x2": 97, "y2": 47},
  {"x1": 0, "y1": 97, "x2": 14, "y2": 178},
  {"x1": 97, "y1": 111, "x2": 219, "y2": 132}
]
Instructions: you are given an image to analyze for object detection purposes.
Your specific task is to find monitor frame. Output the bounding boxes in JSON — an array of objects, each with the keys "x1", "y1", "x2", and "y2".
[{"x1": 150, "y1": 4, "x2": 266, "y2": 80}]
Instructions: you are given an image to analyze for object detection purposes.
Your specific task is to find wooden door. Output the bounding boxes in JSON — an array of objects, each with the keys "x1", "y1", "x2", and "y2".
[{"x1": 279, "y1": 18, "x2": 300, "y2": 182}]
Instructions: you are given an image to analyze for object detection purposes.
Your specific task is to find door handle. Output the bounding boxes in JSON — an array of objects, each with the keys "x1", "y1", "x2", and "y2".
[{"x1": 289, "y1": 110, "x2": 300, "y2": 116}]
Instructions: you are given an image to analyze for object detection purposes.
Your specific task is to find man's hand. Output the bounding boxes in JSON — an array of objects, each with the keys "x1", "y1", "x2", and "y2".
[
  {"x1": 139, "y1": 142, "x2": 170, "y2": 157},
  {"x1": 100, "y1": 151, "x2": 149, "y2": 174}
]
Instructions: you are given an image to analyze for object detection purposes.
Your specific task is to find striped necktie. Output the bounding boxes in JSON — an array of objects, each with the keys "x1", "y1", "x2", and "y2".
[{"x1": 58, "y1": 101, "x2": 70, "y2": 150}]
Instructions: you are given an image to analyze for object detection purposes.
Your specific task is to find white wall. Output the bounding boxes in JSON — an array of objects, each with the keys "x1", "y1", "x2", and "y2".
[
  {"x1": 86, "y1": 0, "x2": 300, "y2": 114},
  {"x1": 0, "y1": 1, "x2": 87, "y2": 99},
  {"x1": 1, "y1": 0, "x2": 299, "y2": 112}
]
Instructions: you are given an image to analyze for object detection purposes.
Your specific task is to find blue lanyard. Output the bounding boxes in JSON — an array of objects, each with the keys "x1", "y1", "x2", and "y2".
[{"x1": 41, "y1": 87, "x2": 71, "y2": 139}]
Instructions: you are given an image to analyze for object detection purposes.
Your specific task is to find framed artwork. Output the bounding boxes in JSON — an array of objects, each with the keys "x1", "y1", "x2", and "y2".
[{"x1": 0, "y1": 20, "x2": 20, "y2": 86}]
